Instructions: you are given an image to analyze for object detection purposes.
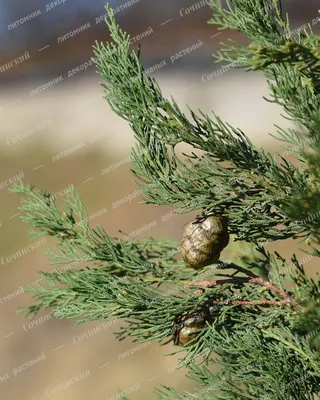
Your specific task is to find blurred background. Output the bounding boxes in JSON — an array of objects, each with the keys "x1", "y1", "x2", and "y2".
[{"x1": 0, "y1": 1, "x2": 320, "y2": 399}]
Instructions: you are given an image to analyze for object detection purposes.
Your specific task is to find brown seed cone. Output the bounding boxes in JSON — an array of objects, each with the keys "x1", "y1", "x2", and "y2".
[
  {"x1": 173, "y1": 313, "x2": 207, "y2": 346},
  {"x1": 175, "y1": 325, "x2": 200, "y2": 346},
  {"x1": 180, "y1": 216, "x2": 229, "y2": 269}
]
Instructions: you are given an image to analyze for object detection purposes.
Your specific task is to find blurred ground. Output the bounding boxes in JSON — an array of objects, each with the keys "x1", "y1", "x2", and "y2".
[{"x1": 0, "y1": 70, "x2": 319, "y2": 400}]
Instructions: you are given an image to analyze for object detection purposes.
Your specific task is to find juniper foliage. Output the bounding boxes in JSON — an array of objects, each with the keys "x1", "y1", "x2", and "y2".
[{"x1": 10, "y1": 1, "x2": 320, "y2": 399}]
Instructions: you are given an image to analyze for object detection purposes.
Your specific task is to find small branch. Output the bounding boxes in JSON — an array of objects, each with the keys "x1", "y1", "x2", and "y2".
[
  {"x1": 248, "y1": 277, "x2": 291, "y2": 300},
  {"x1": 188, "y1": 276, "x2": 303, "y2": 309},
  {"x1": 188, "y1": 277, "x2": 250, "y2": 289},
  {"x1": 189, "y1": 276, "x2": 290, "y2": 299},
  {"x1": 212, "y1": 299, "x2": 291, "y2": 307}
]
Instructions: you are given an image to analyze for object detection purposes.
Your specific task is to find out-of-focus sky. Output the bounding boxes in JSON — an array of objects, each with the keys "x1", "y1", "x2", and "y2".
[{"x1": 0, "y1": 0, "x2": 319, "y2": 83}]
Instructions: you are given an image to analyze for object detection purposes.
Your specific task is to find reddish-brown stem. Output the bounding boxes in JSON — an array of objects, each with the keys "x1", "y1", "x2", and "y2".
[
  {"x1": 188, "y1": 277, "x2": 250, "y2": 289},
  {"x1": 248, "y1": 277, "x2": 291, "y2": 300},
  {"x1": 189, "y1": 277, "x2": 290, "y2": 299},
  {"x1": 188, "y1": 276, "x2": 302, "y2": 309},
  {"x1": 212, "y1": 299, "x2": 291, "y2": 307}
]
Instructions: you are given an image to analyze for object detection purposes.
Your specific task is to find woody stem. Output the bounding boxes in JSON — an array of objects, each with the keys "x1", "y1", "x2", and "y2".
[
  {"x1": 188, "y1": 276, "x2": 302, "y2": 308},
  {"x1": 189, "y1": 277, "x2": 290, "y2": 298}
]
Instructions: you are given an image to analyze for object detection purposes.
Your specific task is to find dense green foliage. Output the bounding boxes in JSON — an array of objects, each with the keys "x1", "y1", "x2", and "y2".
[{"x1": 11, "y1": 1, "x2": 320, "y2": 398}]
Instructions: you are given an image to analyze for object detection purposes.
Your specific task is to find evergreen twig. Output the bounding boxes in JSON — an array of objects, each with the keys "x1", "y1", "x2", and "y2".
[{"x1": 9, "y1": 1, "x2": 320, "y2": 399}]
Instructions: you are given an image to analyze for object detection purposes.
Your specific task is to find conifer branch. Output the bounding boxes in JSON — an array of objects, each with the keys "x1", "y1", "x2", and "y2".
[
  {"x1": 8, "y1": 1, "x2": 320, "y2": 399},
  {"x1": 92, "y1": 4, "x2": 319, "y2": 245}
]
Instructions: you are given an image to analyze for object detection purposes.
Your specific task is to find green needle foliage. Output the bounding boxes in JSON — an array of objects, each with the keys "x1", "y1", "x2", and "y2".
[{"x1": 9, "y1": 1, "x2": 320, "y2": 398}]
